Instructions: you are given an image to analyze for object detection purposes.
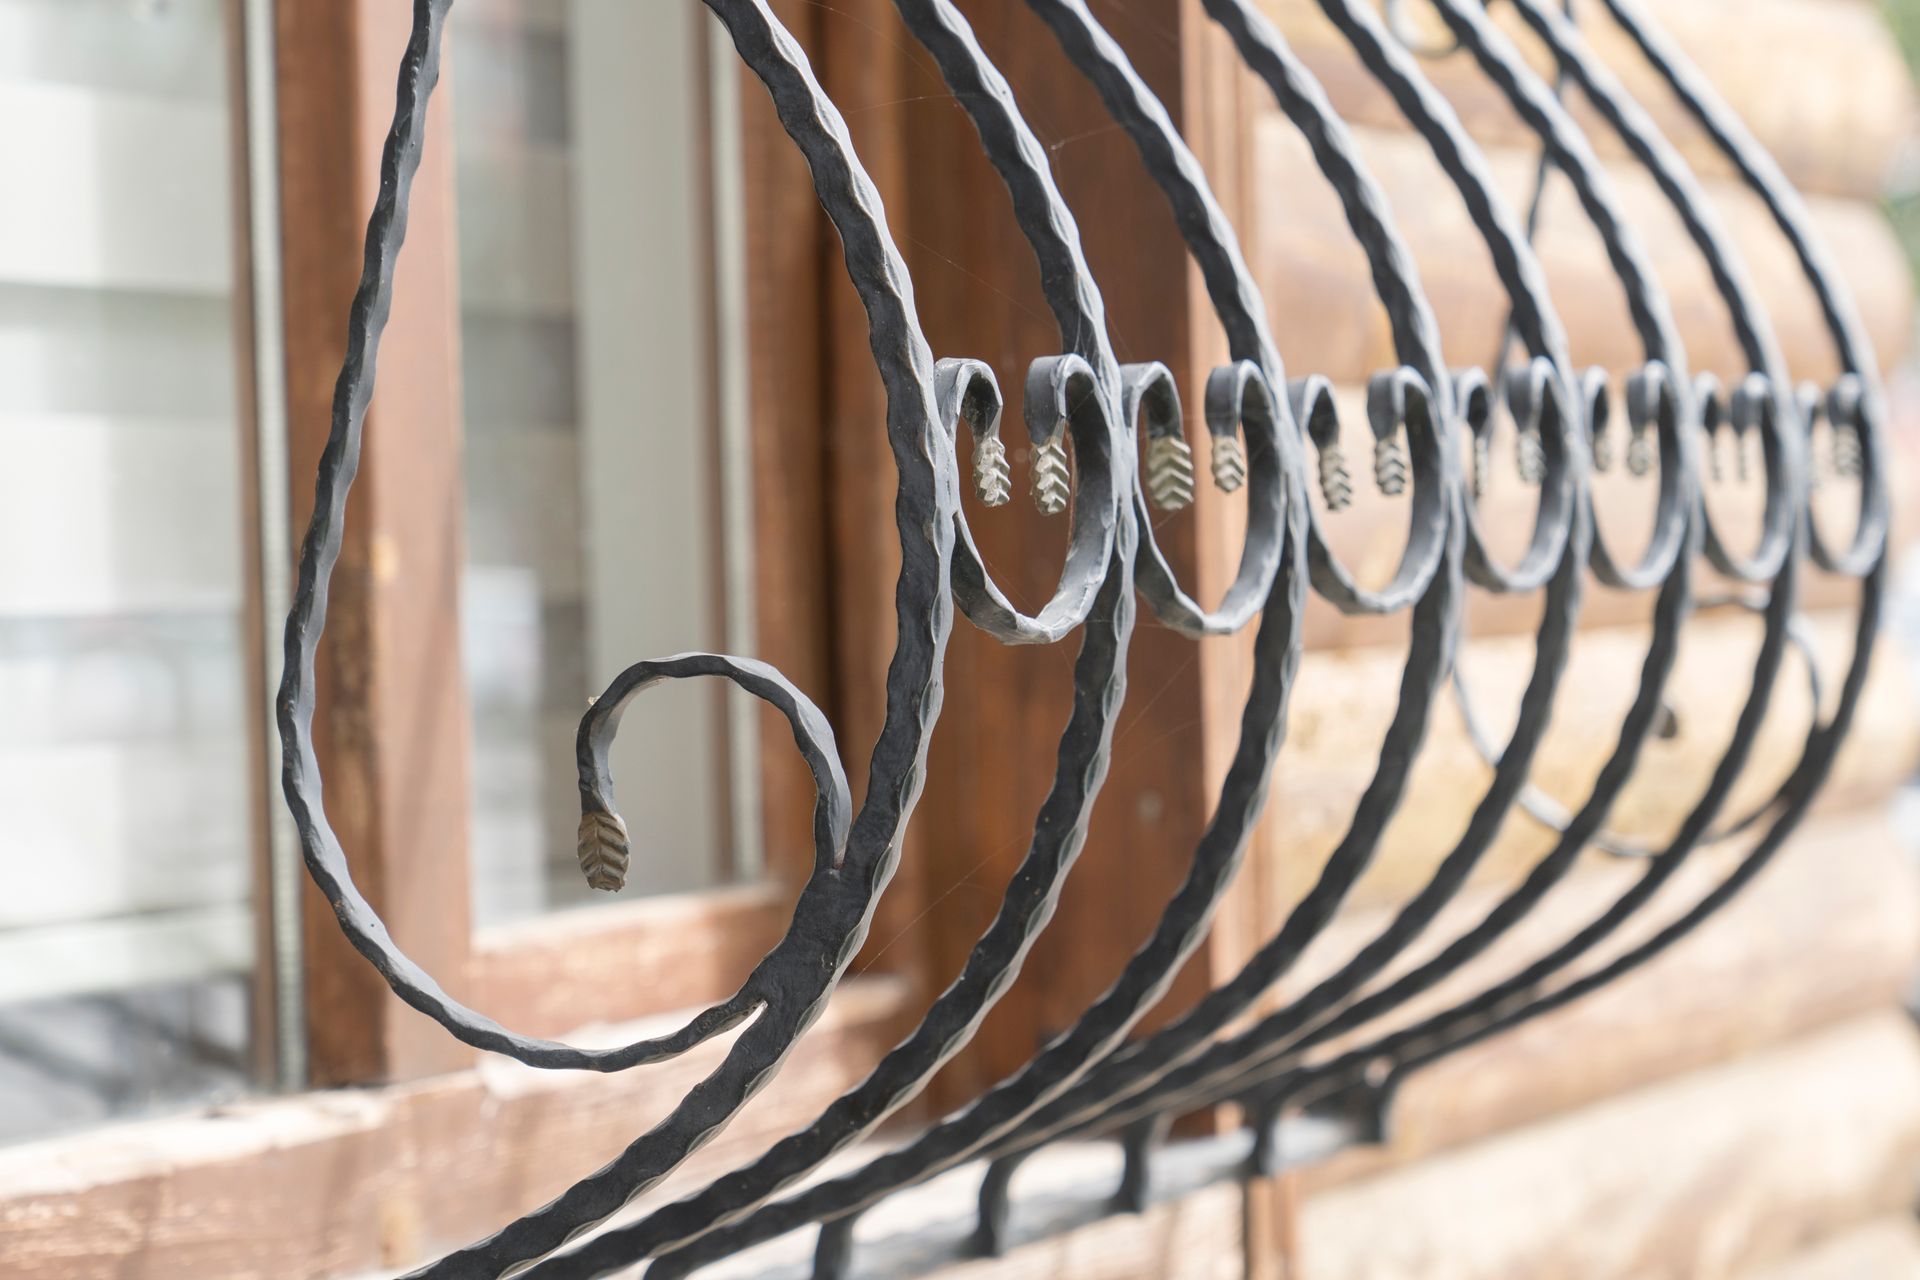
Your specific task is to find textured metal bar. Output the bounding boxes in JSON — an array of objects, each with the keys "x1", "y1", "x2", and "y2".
[{"x1": 268, "y1": 0, "x2": 1889, "y2": 1275}]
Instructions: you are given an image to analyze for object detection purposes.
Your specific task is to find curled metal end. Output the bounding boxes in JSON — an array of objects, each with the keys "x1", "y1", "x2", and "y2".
[
  {"x1": 1623, "y1": 362, "x2": 1678, "y2": 481},
  {"x1": 1724, "y1": 371, "x2": 1773, "y2": 485},
  {"x1": 1373, "y1": 434, "x2": 1410, "y2": 497},
  {"x1": 1199, "y1": 361, "x2": 1258, "y2": 495},
  {"x1": 1292, "y1": 374, "x2": 1353, "y2": 511},
  {"x1": 1318, "y1": 443, "x2": 1355, "y2": 511},
  {"x1": 1627, "y1": 421, "x2": 1656, "y2": 478},
  {"x1": 935, "y1": 357, "x2": 1012, "y2": 507},
  {"x1": 1365, "y1": 367, "x2": 1426, "y2": 499},
  {"x1": 1500, "y1": 360, "x2": 1552, "y2": 488},
  {"x1": 1796, "y1": 380, "x2": 1826, "y2": 490},
  {"x1": 1514, "y1": 427, "x2": 1547, "y2": 487},
  {"x1": 1827, "y1": 374, "x2": 1865, "y2": 480},
  {"x1": 577, "y1": 809, "x2": 630, "y2": 892},
  {"x1": 1128, "y1": 360, "x2": 1195, "y2": 513},
  {"x1": 1453, "y1": 367, "x2": 1494, "y2": 500},
  {"x1": 1023, "y1": 353, "x2": 1098, "y2": 518},
  {"x1": 1694, "y1": 370, "x2": 1730, "y2": 482},
  {"x1": 1580, "y1": 367, "x2": 1614, "y2": 473}
]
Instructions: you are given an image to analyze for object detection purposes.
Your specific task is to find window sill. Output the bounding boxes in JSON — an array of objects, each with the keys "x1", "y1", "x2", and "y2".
[{"x1": 0, "y1": 974, "x2": 916, "y2": 1280}]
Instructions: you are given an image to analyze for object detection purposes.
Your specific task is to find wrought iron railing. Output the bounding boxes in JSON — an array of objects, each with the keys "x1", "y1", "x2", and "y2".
[{"x1": 276, "y1": 0, "x2": 1890, "y2": 1276}]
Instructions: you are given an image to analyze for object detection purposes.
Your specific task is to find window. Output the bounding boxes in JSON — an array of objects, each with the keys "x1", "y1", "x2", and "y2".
[
  {"x1": 451, "y1": 0, "x2": 753, "y2": 925},
  {"x1": 0, "y1": 0, "x2": 255, "y2": 1143},
  {"x1": 0, "y1": 0, "x2": 767, "y2": 1142}
]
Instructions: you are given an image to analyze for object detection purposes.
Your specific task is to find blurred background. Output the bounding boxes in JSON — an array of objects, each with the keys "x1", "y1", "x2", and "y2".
[{"x1": 0, "y1": 1, "x2": 1916, "y2": 1277}]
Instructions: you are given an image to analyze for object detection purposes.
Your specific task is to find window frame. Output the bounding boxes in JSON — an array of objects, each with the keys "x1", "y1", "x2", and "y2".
[{"x1": 255, "y1": 0, "x2": 854, "y2": 1088}]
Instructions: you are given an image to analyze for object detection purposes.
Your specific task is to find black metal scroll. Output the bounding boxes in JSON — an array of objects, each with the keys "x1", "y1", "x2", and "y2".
[{"x1": 275, "y1": 1, "x2": 1890, "y2": 1276}]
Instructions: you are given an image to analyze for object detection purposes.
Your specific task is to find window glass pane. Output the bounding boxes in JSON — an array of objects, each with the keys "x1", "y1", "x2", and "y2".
[
  {"x1": 452, "y1": 0, "x2": 739, "y2": 926},
  {"x1": 0, "y1": 0, "x2": 253, "y2": 1143}
]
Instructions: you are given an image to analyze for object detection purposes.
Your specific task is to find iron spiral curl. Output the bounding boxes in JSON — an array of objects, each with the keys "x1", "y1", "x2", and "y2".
[{"x1": 272, "y1": 0, "x2": 1889, "y2": 1276}]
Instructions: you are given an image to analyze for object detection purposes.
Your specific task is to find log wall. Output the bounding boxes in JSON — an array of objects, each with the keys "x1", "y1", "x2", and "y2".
[{"x1": 861, "y1": 0, "x2": 1920, "y2": 1274}]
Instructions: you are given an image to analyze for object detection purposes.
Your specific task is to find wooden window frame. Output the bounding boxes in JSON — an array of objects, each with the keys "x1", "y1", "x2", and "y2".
[{"x1": 260, "y1": 0, "x2": 857, "y2": 1088}]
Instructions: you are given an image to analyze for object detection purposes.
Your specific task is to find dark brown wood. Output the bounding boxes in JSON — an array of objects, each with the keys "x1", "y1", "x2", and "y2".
[
  {"x1": 1183, "y1": 9, "x2": 1298, "y2": 1154},
  {"x1": 806, "y1": 1, "x2": 940, "y2": 985},
  {"x1": 742, "y1": 0, "x2": 842, "y2": 891},
  {"x1": 841, "y1": 0, "x2": 1230, "y2": 1110},
  {"x1": 276, "y1": 0, "x2": 474, "y2": 1086}
]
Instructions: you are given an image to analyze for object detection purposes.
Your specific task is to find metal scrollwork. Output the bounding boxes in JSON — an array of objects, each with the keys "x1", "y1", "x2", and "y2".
[{"x1": 276, "y1": 0, "x2": 1890, "y2": 1275}]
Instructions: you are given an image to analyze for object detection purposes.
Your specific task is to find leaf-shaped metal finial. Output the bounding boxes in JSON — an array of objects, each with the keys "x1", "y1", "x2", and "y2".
[
  {"x1": 1318, "y1": 438, "x2": 1354, "y2": 511},
  {"x1": 1834, "y1": 420, "x2": 1863, "y2": 480},
  {"x1": 1373, "y1": 432, "x2": 1409, "y2": 496},
  {"x1": 973, "y1": 431, "x2": 1012, "y2": 506},
  {"x1": 1514, "y1": 428, "x2": 1546, "y2": 486},
  {"x1": 1210, "y1": 433, "x2": 1247, "y2": 494},
  {"x1": 1031, "y1": 432, "x2": 1071, "y2": 516},
  {"x1": 577, "y1": 809, "x2": 630, "y2": 892},
  {"x1": 1627, "y1": 417, "x2": 1656, "y2": 477},
  {"x1": 1145, "y1": 434, "x2": 1195, "y2": 511}
]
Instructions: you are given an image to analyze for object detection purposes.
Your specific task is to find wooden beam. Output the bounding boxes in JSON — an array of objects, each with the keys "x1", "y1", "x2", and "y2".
[
  {"x1": 805, "y1": 0, "x2": 938, "y2": 977},
  {"x1": 1244, "y1": 1174, "x2": 1303, "y2": 1280},
  {"x1": 1292, "y1": 1013, "x2": 1920, "y2": 1280},
  {"x1": 276, "y1": 0, "x2": 474, "y2": 1085},
  {"x1": 860, "y1": 0, "x2": 1234, "y2": 1112},
  {"x1": 741, "y1": 0, "x2": 840, "y2": 889},
  {"x1": 1283, "y1": 810, "x2": 1918, "y2": 1185},
  {"x1": 1742, "y1": 1220, "x2": 1920, "y2": 1280},
  {"x1": 0, "y1": 978, "x2": 916, "y2": 1280},
  {"x1": 1257, "y1": 610, "x2": 1916, "y2": 911},
  {"x1": 468, "y1": 884, "x2": 793, "y2": 1040},
  {"x1": 1250, "y1": 123, "x2": 1912, "y2": 391}
]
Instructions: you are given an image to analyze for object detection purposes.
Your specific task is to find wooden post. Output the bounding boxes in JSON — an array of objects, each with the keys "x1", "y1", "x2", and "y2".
[
  {"x1": 742, "y1": 0, "x2": 844, "y2": 889},
  {"x1": 846, "y1": 0, "x2": 1232, "y2": 1109},
  {"x1": 276, "y1": 0, "x2": 474, "y2": 1085}
]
